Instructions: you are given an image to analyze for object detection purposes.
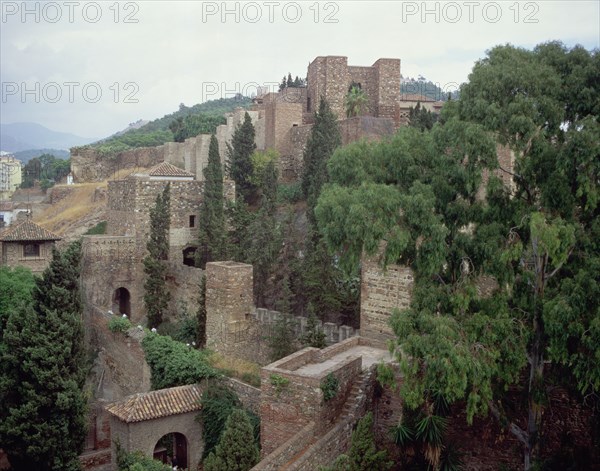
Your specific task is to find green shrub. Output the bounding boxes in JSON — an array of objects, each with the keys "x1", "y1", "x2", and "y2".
[
  {"x1": 269, "y1": 374, "x2": 289, "y2": 397},
  {"x1": 116, "y1": 441, "x2": 171, "y2": 471},
  {"x1": 109, "y1": 315, "x2": 132, "y2": 333},
  {"x1": 141, "y1": 332, "x2": 219, "y2": 389},
  {"x1": 198, "y1": 381, "x2": 260, "y2": 459},
  {"x1": 203, "y1": 409, "x2": 259, "y2": 471},
  {"x1": 241, "y1": 372, "x2": 261, "y2": 388},
  {"x1": 84, "y1": 221, "x2": 107, "y2": 235},
  {"x1": 277, "y1": 181, "x2": 303, "y2": 204},
  {"x1": 321, "y1": 373, "x2": 339, "y2": 401}
]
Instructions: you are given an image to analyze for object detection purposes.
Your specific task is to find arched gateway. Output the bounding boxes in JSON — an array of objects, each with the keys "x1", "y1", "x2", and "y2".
[{"x1": 106, "y1": 384, "x2": 204, "y2": 469}]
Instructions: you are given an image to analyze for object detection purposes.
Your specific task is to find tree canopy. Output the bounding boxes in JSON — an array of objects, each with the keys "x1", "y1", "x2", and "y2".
[
  {"x1": 316, "y1": 41, "x2": 599, "y2": 469},
  {"x1": 0, "y1": 241, "x2": 87, "y2": 471}
]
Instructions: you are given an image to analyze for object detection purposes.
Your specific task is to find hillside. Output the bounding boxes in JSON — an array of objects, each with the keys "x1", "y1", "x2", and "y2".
[
  {"x1": 88, "y1": 96, "x2": 252, "y2": 155},
  {"x1": 33, "y1": 167, "x2": 146, "y2": 241}
]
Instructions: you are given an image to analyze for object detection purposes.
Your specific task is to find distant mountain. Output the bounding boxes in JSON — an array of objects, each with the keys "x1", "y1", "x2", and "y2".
[{"x1": 0, "y1": 122, "x2": 96, "y2": 153}]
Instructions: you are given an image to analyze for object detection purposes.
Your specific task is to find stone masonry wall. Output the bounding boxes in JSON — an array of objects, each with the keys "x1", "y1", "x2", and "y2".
[
  {"x1": 347, "y1": 65, "x2": 378, "y2": 116},
  {"x1": 253, "y1": 308, "x2": 356, "y2": 345},
  {"x1": 107, "y1": 178, "x2": 204, "y2": 260},
  {"x1": 72, "y1": 108, "x2": 264, "y2": 184},
  {"x1": 374, "y1": 58, "x2": 402, "y2": 119},
  {"x1": 307, "y1": 56, "x2": 349, "y2": 120},
  {"x1": 360, "y1": 255, "x2": 414, "y2": 343},
  {"x1": 259, "y1": 341, "x2": 364, "y2": 456},
  {"x1": 204, "y1": 261, "x2": 269, "y2": 362},
  {"x1": 0, "y1": 240, "x2": 56, "y2": 274},
  {"x1": 81, "y1": 236, "x2": 143, "y2": 322},
  {"x1": 339, "y1": 116, "x2": 396, "y2": 145},
  {"x1": 109, "y1": 412, "x2": 204, "y2": 470},
  {"x1": 71, "y1": 146, "x2": 164, "y2": 183}
]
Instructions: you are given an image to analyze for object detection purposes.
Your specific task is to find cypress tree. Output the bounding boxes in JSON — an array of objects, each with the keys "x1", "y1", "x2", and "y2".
[
  {"x1": 144, "y1": 183, "x2": 171, "y2": 328},
  {"x1": 301, "y1": 97, "x2": 341, "y2": 228},
  {"x1": 197, "y1": 134, "x2": 227, "y2": 268},
  {"x1": 0, "y1": 241, "x2": 87, "y2": 471},
  {"x1": 228, "y1": 112, "x2": 256, "y2": 203},
  {"x1": 247, "y1": 159, "x2": 281, "y2": 306},
  {"x1": 203, "y1": 409, "x2": 259, "y2": 471},
  {"x1": 196, "y1": 275, "x2": 207, "y2": 349},
  {"x1": 346, "y1": 412, "x2": 393, "y2": 470}
]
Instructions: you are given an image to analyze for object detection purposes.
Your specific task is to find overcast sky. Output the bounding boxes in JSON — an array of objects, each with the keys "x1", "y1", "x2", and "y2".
[{"x1": 1, "y1": 0, "x2": 599, "y2": 139}]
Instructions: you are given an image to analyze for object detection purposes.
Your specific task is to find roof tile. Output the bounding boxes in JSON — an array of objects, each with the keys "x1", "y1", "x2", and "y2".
[
  {"x1": 0, "y1": 219, "x2": 61, "y2": 242},
  {"x1": 106, "y1": 384, "x2": 202, "y2": 423},
  {"x1": 148, "y1": 162, "x2": 195, "y2": 178}
]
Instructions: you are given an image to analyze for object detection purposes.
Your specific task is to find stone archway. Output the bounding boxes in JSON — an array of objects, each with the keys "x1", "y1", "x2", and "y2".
[
  {"x1": 107, "y1": 384, "x2": 204, "y2": 470},
  {"x1": 112, "y1": 287, "x2": 131, "y2": 316},
  {"x1": 154, "y1": 432, "x2": 188, "y2": 469},
  {"x1": 182, "y1": 247, "x2": 197, "y2": 267}
]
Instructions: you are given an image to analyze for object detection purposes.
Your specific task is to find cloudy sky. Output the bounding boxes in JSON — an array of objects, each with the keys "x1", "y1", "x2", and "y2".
[{"x1": 1, "y1": 0, "x2": 599, "y2": 139}]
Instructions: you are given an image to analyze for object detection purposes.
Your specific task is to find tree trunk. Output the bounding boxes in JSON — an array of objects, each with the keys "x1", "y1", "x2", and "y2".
[
  {"x1": 525, "y1": 244, "x2": 547, "y2": 470},
  {"x1": 525, "y1": 315, "x2": 544, "y2": 470}
]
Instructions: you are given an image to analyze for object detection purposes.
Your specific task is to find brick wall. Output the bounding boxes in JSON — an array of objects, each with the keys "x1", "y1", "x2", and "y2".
[
  {"x1": 259, "y1": 340, "x2": 366, "y2": 456},
  {"x1": 360, "y1": 255, "x2": 414, "y2": 343}
]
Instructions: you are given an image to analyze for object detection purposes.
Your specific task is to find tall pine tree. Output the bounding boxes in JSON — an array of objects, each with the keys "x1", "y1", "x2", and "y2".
[
  {"x1": 0, "y1": 240, "x2": 87, "y2": 471},
  {"x1": 228, "y1": 112, "x2": 256, "y2": 203},
  {"x1": 197, "y1": 134, "x2": 227, "y2": 268},
  {"x1": 144, "y1": 183, "x2": 171, "y2": 328}
]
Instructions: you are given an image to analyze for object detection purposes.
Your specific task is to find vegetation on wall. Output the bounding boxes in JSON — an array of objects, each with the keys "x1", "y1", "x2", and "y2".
[
  {"x1": 345, "y1": 85, "x2": 368, "y2": 118},
  {"x1": 141, "y1": 332, "x2": 218, "y2": 390}
]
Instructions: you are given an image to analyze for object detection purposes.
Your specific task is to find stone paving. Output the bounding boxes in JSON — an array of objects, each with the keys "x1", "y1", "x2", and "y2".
[{"x1": 293, "y1": 345, "x2": 392, "y2": 377}]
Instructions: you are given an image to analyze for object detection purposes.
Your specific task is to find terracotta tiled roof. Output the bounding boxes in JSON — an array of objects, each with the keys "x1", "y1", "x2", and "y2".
[
  {"x1": 399, "y1": 94, "x2": 436, "y2": 102},
  {"x1": 106, "y1": 384, "x2": 202, "y2": 423},
  {"x1": 0, "y1": 219, "x2": 61, "y2": 242},
  {"x1": 148, "y1": 162, "x2": 194, "y2": 178},
  {"x1": 0, "y1": 201, "x2": 13, "y2": 211}
]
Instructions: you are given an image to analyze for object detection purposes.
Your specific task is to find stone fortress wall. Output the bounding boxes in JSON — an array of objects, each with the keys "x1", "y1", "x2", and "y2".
[{"x1": 71, "y1": 55, "x2": 406, "y2": 185}]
